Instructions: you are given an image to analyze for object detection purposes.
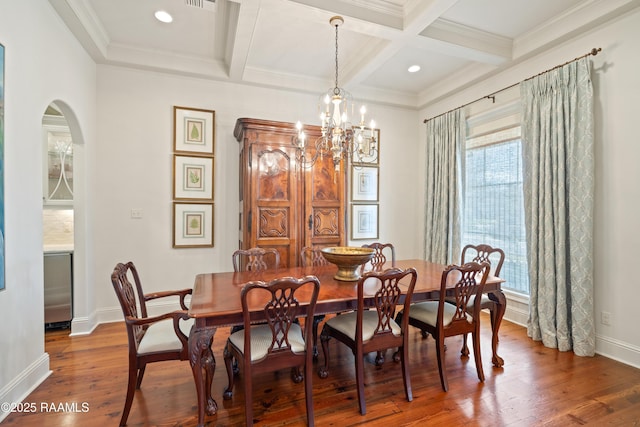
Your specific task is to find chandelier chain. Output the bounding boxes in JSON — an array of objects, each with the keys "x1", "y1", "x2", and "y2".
[{"x1": 334, "y1": 22, "x2": 339, "y2": 94}]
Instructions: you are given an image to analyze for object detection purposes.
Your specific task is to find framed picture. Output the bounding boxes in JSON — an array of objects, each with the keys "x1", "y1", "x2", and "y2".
[
  {"x1": 173, "y1": 202, "x2": 214, "y2": 248},
  {"x1": 173, "y1": 154, "x2": 214, "y2": 200},
  {"x1": 351, "y1": 128, "x2": 379, "y2": 165},
  {"x1": 174, "y1": 106, "x2": 215, "y2": 154},
  {"x1": 351, "y1": 204, "x2": 379, "y2": 240},
  {"x1": 351, "y1": 165, "x2": 378, "y2": 202}
]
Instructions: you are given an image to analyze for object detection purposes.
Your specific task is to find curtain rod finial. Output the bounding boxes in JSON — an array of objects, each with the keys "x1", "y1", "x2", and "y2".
[{"x1": 591, "y1": 47, "x2": 601, "y2": 56}]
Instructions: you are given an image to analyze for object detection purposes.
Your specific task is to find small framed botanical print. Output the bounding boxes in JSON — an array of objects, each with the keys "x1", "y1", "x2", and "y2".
[
  {"x1": 173, "y1": 106, "x2": 215, "y2": 155},
  {"x1": 173, "y1": 154, "x2": 214, "y2": 200},
  {"x1": 351, "y1": 204, "x2": 379, "y2": 240},
  {"x1": 351, "y1": 165, "x2": 379, "y2": 202},
  {"x1": 173, "y1": 202, "x2": 214, "y2": 248}
]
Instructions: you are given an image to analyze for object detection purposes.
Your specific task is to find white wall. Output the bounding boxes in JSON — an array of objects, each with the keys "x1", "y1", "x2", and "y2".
[
  {"x1": 92, "y1": 66, "x2": 421, "y2": 322},
  {"x1": 0, "y1": 0, "x2": 96, "y2": 418},
  {"x1": 420, "y1": 7, "x2": 640, "y2": 367}
]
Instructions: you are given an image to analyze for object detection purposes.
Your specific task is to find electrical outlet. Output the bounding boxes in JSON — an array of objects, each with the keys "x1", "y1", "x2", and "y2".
[
  {"x1": 601, "y1": 311, "x2": 611, "y2": 326},
  {"x1": 130, "y1": 208, "x2": 143, "y2": 219}
]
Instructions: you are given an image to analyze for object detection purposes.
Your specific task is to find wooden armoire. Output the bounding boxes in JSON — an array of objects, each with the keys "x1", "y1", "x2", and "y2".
[{"x1": 234, "y1": 118, "x2": 346, "y2": 268}]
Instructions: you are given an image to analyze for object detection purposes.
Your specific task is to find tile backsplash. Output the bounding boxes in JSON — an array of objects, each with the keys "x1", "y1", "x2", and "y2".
[{"x1": 43, "y1": 209, "x2": 74, "y2": 246}]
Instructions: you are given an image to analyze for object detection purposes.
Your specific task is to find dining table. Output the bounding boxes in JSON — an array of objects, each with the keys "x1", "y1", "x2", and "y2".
[{"x1": 187, "y1": 258, "x2": 506, "y2": 427}]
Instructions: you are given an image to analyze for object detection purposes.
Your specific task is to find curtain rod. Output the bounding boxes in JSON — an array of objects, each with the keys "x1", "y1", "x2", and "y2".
[{"x1": 422, "y1": 47, "x2": 602, "y2": 124}]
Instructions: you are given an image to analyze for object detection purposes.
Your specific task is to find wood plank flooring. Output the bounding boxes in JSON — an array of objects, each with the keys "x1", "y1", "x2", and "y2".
[{"x1": 3, "y1": 316, "x2": 640, "y2": 426}]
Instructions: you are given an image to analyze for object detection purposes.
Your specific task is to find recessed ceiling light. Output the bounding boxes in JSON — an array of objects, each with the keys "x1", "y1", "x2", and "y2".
[
  {"x1": 408, "y1": 65, "x2": 421, "y2": 73},
  {"x1": 154, "y1": 10, "x2": 173, "y2": 23}
]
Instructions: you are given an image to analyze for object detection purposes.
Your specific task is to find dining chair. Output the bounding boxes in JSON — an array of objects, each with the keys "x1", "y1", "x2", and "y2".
[
  {"x1": 397, "y1": 261, "x2": 490, "y2": 391},
  {"x1": 318, "y1": 267, "x2": 417, "y2": 415},
  {"x1": 360, "y1": 242, "x2": 396, "y2": 272},
  {"x1": 222, "y1": 275, "x2": 321, "y2": 427},
  {"x1": 110, "y1": 261, "x2": 194, "y2": 427},
  {"x1": 360, "y1": 242, "x2": 396, "y2": 365},
  {"x1": 300, "y1": 245, "x2": 330, "y2": 268},
  {"x1": 300, "y1": 246, "x2": 331, "y2": 359},
  {"x1": 460, "y1": 244, "x2": 505, "y2": 357},
  {"x1": 229, "y1": 247, "x2": 282, "y2": 373},
  {"x1": 232, "y1": 247, "x2": 280, "y2": 272}
]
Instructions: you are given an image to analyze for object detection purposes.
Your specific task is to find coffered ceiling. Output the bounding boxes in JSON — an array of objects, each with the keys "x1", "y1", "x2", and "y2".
[{"x1": 49, "y1": 0, "x2": 637, "y2": 108}]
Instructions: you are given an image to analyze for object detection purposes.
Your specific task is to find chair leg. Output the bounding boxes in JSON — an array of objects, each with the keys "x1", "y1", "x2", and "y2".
[
  {"x1": 120, "y1": 359, "x2": 138, "y2": 427},
  {"x1": 461, "y1": 333, "x2": 470, "y2": 357},
  {"x1": 355, "y1": 349, "x2": 366, "y2": 415},
  {"x1": 400, "y1": 343, "x2": 413, "y2": 402},
  {"x1": 318, "y1": 329, "x2": 330, "y2": 379},
  {"x1": 230, "y1": 325, "x2": 242, "y2": 375},
  {"x1": 135, "y1": 363, "x2": 146, "y2": 389},
  {"x1": 222, "y1": 345, "x2": 235, "y2": 400},
  {"x1": 291, "y1": 366, "x2": 303, "y2": 383},
  {"x1": 472, "y1": 329, "x2": 485, "y2": 382},
  {"x1": 304, "y1": 354, "x2": 315, "y2": 427},
  {"x1": 312, "y1": 315, "x2": 325, "y2": 360},
  {"x1": 243, "y1": 362, "x2": 254, "y2": 427},
  {"x1": 435, "y1": 335, "x2": 449, "y2": 392}
]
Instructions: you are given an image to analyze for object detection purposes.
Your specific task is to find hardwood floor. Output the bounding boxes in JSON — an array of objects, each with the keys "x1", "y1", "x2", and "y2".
[{"x1": 4, "y1": 316, "x2": 640, "y2": 426}]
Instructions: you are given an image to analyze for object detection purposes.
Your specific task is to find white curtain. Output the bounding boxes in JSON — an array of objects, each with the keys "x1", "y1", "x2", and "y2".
[
  {"x1": 423, "y1": 109, "x2": 464, "y2": 265},
  {"x1": 521, "y1": 57, "x2": 595, "y2": 356}
]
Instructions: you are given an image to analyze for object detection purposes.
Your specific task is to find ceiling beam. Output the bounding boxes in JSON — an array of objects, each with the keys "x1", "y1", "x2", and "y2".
[{"x1": 226, "y1": 0, "x2": 261, "y2": 80}]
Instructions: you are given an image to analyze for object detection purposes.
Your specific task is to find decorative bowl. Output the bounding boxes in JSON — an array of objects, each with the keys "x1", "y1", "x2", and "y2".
[{"x1": 321, "y1": 246, "x2": 375, "y2": 281}]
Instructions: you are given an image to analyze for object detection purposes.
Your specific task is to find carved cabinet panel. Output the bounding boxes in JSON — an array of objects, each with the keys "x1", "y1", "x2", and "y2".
[{"x1": 235, "y1": 118, "x2": 346, "y2": 268}]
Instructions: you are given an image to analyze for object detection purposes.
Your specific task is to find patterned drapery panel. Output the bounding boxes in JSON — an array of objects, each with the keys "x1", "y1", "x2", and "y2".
[
  {"x1": 521, "y1": 57, "x2": 595, "y2": 356},
  {"x1": 423, "y1": 110, "x2": 464, "y2": 265}
]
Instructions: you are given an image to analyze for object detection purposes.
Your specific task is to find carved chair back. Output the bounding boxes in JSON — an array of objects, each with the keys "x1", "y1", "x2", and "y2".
[
  {"x1": 361, "y1": 242, "x2": 396, "y2": 272},
  {"x1": 461, "y1": 244, "x2": 505, "y2": 277},
  {"x1": 232, "y1": 247, "x2": 280, "y2": 272},
  {"x1": 300, "y1": 246, "x2": 330, "y2": 267}
]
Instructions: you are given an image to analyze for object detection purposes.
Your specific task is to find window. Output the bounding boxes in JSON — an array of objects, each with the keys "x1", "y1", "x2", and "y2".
[{"x1": 462, "y1": 126, "x2": 529, "y2": 294}]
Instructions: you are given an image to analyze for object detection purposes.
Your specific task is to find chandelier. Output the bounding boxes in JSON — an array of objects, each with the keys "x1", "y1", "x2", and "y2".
[{"x1": 294, "y1": 16, "x2": 377, "y2": 171}]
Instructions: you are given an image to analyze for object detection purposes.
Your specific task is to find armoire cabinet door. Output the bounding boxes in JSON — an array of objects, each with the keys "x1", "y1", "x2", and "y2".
[
  {"x1": 304, "y1": 150, "x2": 344, "y2": 250},
  {"x1": 247, "y1": 143, "x2": 302, "y2": 268}
]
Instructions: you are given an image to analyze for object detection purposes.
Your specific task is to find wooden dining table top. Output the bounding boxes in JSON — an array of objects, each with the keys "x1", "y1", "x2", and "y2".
[{"x1": 188, "y1": 259, "x2": 504, "y2": 326}]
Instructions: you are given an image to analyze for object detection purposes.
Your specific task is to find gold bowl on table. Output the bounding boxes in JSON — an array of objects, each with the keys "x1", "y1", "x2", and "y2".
[{"x1": 321, "y1": 246, "x2": 375, "y2": 282}]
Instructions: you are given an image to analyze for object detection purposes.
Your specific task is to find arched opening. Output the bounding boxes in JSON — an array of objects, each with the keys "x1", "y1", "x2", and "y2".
[{"x1": 41, "y1": 101, "x2": 85, "y2": 335}]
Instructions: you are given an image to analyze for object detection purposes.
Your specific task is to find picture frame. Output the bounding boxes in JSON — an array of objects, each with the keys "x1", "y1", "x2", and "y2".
[
  {"x1": 351, "y1": 128, "x2": 379, "y2": 165},
  {"x1": 173, "y1": 202, "x2": 214, "y2": 248},
  {"x1": 351, "y1": 204, "x2": 379, "y2": 240},
  {"x1": 173, "y1": 154, "x2": 214, "y2": 200},
  {"x1": 351, "y1": 165, "x2": 378, "y2": 202},
  {"x1": 173, "y1": 106, "x2": 215, "y2": 154}
]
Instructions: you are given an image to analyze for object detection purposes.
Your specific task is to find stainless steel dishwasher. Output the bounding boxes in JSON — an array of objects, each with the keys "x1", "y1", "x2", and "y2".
[{"x1": 44, "y1": 251, "x2": 73, "y2": 329}]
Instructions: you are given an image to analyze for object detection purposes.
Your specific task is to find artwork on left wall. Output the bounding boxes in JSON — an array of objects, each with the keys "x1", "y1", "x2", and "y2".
[
  {"x1": 172, "y1": 106, "x2": 215, "y2": 248},
  {"x1": 0, "y1": 43, "x2": 5, "y2": 291}
]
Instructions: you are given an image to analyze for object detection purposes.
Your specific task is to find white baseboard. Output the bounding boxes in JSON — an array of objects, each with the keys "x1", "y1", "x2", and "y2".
[
  {"x1": 595, "y1": 333, "x2": 640, "y2": 369},
  {"x1": 70, "y1": 311, "x2": 98, "y2": 336},
  {"x1": 502, "y1": 293, "x2": 640, "y2": 369},
  {"x1": 0, "y1": 353, "x2": 51, "y2": 422}
]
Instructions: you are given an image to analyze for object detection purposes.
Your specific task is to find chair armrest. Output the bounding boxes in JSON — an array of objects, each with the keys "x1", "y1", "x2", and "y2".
[
  {"x1": 144, "y1": 288, "x2": 192, "y2": 310},
  {"x1": 125, "y1": 310, "x2": 189, "y2": 327},
  {"x1": 126, "y1": 310, "x2": 191, "y2": 345}
]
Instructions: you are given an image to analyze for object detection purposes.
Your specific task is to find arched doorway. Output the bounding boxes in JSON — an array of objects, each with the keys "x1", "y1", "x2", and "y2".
[{"x1": 41, "y1": 101, "x2": 86, "y2": 335}]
